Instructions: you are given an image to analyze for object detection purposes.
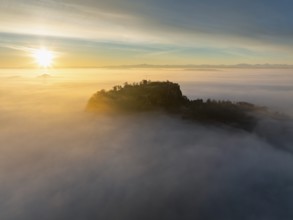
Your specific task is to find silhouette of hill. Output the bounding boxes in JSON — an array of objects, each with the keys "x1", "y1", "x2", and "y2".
[
  {"x1": 37, "y1": 74, "x2": 52, "y2": 78},
  {"x1": 87, "y1": 80, "x2": 287, "y2": 131}
]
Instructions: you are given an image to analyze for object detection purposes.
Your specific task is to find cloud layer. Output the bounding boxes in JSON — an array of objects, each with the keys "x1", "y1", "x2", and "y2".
[
  {"x1": 2, "y1": 0, "x2": 293, "y2": 45},
  {"x1": 0, "y1": 0, "x2": 293, "y2": 66},
  {"x1": 0, "y1": 72, "x2": 293, "y2": 219}
]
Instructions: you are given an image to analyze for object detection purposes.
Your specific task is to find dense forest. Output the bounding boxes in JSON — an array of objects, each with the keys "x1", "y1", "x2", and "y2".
[{"x1": 87, "y1": 80, "x2": 284, "y2": 131}]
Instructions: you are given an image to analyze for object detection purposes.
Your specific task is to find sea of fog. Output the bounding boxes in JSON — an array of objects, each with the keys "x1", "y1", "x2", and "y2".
[
  {"x1": 0, "y1": 68, "x2": 293, "y2": 220},
  {"x1": 2, "y1": 67, "x2": 292, "y2": 115}
]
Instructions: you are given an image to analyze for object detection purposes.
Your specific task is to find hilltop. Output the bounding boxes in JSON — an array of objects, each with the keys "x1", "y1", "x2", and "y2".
[{"x1": 86, "y1": 80, "x2": 286, "y2": 131}]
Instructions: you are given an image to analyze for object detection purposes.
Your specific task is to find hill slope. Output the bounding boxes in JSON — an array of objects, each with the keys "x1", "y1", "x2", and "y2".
[{"x1": 87, "y1": 80, "x2": 283, "y2": 131}]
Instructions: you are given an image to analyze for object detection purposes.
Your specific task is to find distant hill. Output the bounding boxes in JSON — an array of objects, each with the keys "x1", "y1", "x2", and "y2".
[
  {"x1": 37, "y1": 74, "x2": 52, "y2": 78},
  {"x1": 87, "y1": 80, "x2": 287, "y2": 131}
]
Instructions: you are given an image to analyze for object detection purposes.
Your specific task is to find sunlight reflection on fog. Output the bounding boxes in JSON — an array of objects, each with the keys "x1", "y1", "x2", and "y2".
[{"x1": 0, "y1": 68, "x2": 293, "y2": 220}]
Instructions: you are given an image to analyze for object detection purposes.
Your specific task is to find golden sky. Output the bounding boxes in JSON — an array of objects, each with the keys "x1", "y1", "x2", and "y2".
[{"x1": 0, "y1": 0, "x2": 293, "y2": 68}]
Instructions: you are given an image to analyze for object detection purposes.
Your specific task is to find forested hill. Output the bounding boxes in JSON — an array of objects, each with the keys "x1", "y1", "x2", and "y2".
[{"x1": 86, "y1": 80, "x2": 286, "y2": 131}]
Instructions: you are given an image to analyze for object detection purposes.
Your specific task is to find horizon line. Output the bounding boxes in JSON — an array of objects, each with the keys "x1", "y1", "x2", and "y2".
[{"x1": 1, "y1": 63, "x2": 293, "y2": 69}]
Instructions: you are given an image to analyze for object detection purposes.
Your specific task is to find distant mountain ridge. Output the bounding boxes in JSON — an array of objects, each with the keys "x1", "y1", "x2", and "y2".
[{"x1": 103, "y1": 64, "x2": 293, "y2": 69}]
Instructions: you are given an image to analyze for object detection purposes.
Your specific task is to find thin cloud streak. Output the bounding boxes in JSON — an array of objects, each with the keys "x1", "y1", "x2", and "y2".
[
  {"x1": 0, "y1": 0, "x2": 293, "y2": 65},
  {"x1": 1, "y1": 0, "x2": 293, "y2": 47}
]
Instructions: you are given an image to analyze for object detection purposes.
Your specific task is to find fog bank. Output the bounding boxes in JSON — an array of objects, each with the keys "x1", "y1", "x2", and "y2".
[{"x1": 0, "y1": 69, "x2": 293, "y2": 219}]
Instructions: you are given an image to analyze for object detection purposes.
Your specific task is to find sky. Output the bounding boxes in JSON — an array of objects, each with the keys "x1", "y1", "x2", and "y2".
[
  {"x1": 1, "y1": 2, "x2": 293, "y2": 218},
  {"x1": 0, "y1": 0, "x2": 293, "y2": 68}
]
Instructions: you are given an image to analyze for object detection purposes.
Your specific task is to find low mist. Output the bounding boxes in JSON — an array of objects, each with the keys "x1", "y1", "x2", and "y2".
[{"x1": 0, "y1": 69, "x2": 293, "y2": 220}]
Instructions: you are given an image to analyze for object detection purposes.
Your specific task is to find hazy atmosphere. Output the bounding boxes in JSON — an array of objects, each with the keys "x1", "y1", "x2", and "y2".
[
  {"x1": 1, "y1": 68, "x2": 293, "y2": 219},
  {"x1": 1, "y1": 0, "x2": 293, "y2": 219}
]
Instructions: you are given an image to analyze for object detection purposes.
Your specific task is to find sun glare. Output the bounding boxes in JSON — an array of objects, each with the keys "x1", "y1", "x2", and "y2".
[{"x1": 33, "y1": 48, "x2": 54, "y2": 68}]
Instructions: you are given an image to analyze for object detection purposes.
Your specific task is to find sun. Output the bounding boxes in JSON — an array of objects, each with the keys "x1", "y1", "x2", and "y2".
[{"x1": 33, "y1": 48, "x2": 54, "y2": 68}]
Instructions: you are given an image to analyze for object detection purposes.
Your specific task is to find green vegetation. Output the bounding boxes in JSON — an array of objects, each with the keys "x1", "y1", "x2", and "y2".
[
  {"x1": 87, "y1": 80, "x2": 188, "y2": 112},
  {"x1": 87, "y1": 80, "x2": 274, "y2": 131}
]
